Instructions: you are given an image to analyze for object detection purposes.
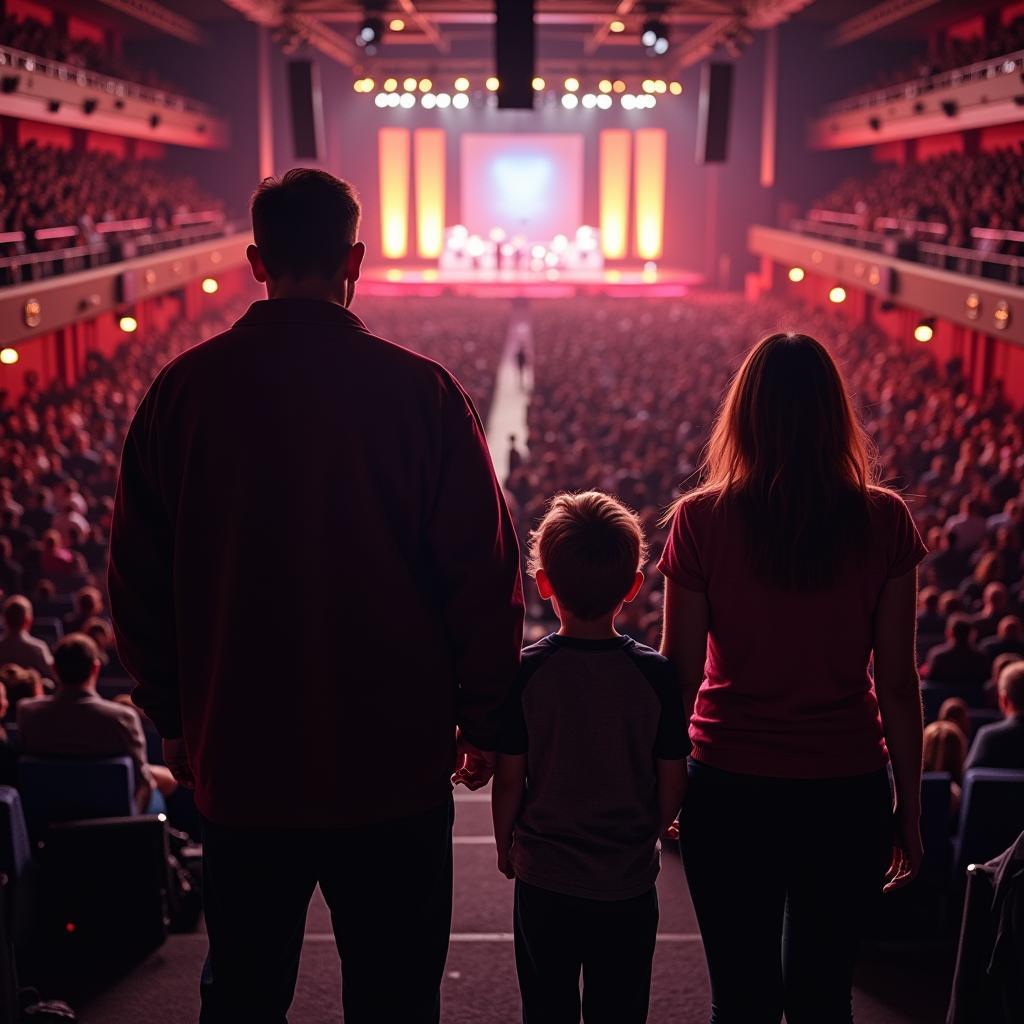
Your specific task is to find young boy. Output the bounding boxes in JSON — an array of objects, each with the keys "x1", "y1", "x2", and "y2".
[{"x1": 492, "y1": 490, "x2": 688, "y2": 1023}]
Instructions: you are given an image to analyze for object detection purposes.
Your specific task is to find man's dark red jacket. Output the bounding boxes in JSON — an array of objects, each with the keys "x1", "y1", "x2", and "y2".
[{"x1": 109, "y1": 298, "x2": 524, "y2": 826}]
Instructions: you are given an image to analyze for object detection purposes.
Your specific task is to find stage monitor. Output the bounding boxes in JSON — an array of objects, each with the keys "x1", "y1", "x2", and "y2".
[{"x1": 460, "y1": 133, "x2": 583, "y2": 242}]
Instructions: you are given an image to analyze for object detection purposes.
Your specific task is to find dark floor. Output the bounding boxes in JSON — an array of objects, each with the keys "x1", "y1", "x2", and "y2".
[{"x1": 73, "y1": 793, "x2": 954, "y2": 1023}]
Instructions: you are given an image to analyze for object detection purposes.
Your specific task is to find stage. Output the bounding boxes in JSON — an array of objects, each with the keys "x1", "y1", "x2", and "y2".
[{"x1": 358, "y1": 265, "x2": 704, "y2": 298}]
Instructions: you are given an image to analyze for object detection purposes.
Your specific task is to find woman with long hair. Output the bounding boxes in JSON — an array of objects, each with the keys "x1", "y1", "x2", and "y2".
[{"x1": 659, "y1": 333, "x2": 926, "y2": 1024}]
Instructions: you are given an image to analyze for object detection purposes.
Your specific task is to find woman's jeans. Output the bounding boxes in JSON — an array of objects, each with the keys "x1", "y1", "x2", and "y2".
[{"x1": 678, "y1": 758, "x2": 894, "y2": 1024}]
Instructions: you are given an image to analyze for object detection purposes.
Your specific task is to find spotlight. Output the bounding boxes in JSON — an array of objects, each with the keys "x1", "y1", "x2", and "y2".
[
  {"x1": 403, "y1": 76, "x2": 417, "y2": 92},
  {"x1": 599, "y1": 79, "x2": 612, "y2": 93},
  {"x1": 119, "y1": 315, "x2": 139, "y2": 333},
  {"x1": 655, "y1": 80, "x2": 666, "y2": 93},
  {"x1": 399, "y1": 92, "x2": 415, "y2": 108},
  {"x1": 421, "y1": 93, "x2": 437, "y2": 109},
  {"x1": 453, "y1": 92, "x2": 469, "y2": 109},
  {"x1": 0, "y1": 348, "x2": 18, "y2": 365},
  {"x1": 375, "y1": 92, "x2": 388, "y2": 107},
  {"x1": 596, "y1": 93, "x2": 612, "y2": 109},
  {"x1": 419, "y1": 77, "x2": 432, "y2": 92},
  {"x1": 582, "y1": 93, "x2": 597, "y2": 109},
  {"x1": 532, "y1": 76, "x2": 545, "y2": 91},
  {"x1": 914, "y1": 319, "x2": 935, "y2": 343},
  {"x1": 828, "y1": 286, "x2": 847, "y2": 304},
  {"x1": 621, "y1": 94, "x2": 636, "y2": 110},
  {"x1": 565, "y1": 77, "x2": 579, "y2": 92},
  {"x1": 454, "y1": 76, "x2": 469, "y2": 91},
  {"x1": 612, "y1": 79, "x2": 626, "y2": 94},
  {"x1": 669, "y1": 81, "x2": 682, "y2": 95},
  {"x1": 788, "y1": 266, "x2": 805, "y2": 283},
  {"x1": 641, "y1": 18, "x2": 669, "y2": 56},
  {"x1": 486, "y1": 76, "x2": 500, "y2": 92},
  {"x1": 941, "y1": 99, "x2": 958, "y2": 117},
  {"x1": 356, "y1": 15, "x2": 385, "y2": 51},
  {"x1": 201, "y1": 277, "x2": 219, "y2": 295},
  {"x1": 610, "y1": 19, "x2": 626, "y2": 33},
  {"x1": 642, "y1": 79, "x2": 656, "y2": 93},
  {"x1": 561, "y1": 93, "x2": 579, "y2": 109},
  {"x1": 435, "y1": 92, "x2": 451, "y2": 109},
  {"x1": 384, "y1": 77, "x2": 398, "y2": 92},
  {"x1": 389, "y1": 18, "x2": 405, "y2": 31}
]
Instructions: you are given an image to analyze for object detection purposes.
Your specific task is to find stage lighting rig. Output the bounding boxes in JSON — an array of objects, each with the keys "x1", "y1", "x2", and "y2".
[
  {"x1": 641, "y1": 7, "x2": 670, "y2": 56},
  {"x1": 356, "y1": 3, "x2": 387, "y2": 54}
]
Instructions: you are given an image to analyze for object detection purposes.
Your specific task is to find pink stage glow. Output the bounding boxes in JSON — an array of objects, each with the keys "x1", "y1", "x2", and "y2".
[{"x1": 460, "y1": 134, "x2": 584, "y2": 242}]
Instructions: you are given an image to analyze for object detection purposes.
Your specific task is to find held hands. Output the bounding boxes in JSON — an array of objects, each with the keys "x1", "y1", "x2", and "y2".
[
  {"x1": 883, "y1": 805, "x2": 924, "y2": 893},
  {"x1": 451, "y1": 730, "x2": 496, "y2": 790},
  {"x1": 162, "y1": 737, "x2": 195, "y2": 790}
]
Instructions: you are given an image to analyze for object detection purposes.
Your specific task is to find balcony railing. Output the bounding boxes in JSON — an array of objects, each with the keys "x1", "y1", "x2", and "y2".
[
  {"x1": 826, "y1": 47, "x2": 1024, "y2": 115},
  {"x1": 0, "y1": 43, "x2": 215, "y2": 115}
]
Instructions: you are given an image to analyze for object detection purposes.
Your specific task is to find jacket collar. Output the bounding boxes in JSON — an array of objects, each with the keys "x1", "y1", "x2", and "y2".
[{"x1": 234, "y1": 298, "x2": 368, "y2": 333}]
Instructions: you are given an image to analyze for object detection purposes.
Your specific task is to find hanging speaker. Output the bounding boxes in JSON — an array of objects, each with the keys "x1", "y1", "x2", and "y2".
[
  {"x1": 696, "y1": 62, "x2": 734, "y2": 164},
  {"x1": 495, "y1": 0, "x2": 535, "y2": 110},
  {"x1": 287, "y1": 60, "x2": 325, "y2": 160}
]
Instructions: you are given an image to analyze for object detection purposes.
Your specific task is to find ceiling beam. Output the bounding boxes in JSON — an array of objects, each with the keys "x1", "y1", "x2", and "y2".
[
  {"x1": 584, "y1": 0, "x2": 636, "y2": 56},
  {"x1": 827, "y1": 0, "x2": 941, "y2": 46},
  {"x1": 93, "y1": 0, "x2": 208, "y2": 44},
  {"x1": 396, "y1": 0, "x2": 450, "y2": 53}
]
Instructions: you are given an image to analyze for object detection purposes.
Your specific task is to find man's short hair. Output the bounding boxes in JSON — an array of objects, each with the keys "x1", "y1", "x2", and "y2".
[
  {"x1": 528, "y1": 491, "x2": 647, "y2": 621},
  {"x1": 0, "y1": 663, "x2": 43, "y2": 707},
  {"x1": 948, "y1": 613, "x2": 973, "y2": 644},
  {"x1": 2, "y1": 595, "x2": 30, "y2": 631},
  {"x1": 250, "y1": 169, "x2": 361, "y2": 282},
  {"x1": 53, "y1": 633, "x2": 100, "y2": 687},
  {"x1": 998, "y1": 661, "x2": 1024, "y2": 713}
]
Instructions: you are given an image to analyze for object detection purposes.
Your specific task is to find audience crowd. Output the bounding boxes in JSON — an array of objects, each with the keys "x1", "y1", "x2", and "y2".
[
  {"x1": 0, "y1": 13, "x2": 184, "y2": 94},
  {"x1": 812, "y1": 146, "x2": 1024, "y2": 254},
  {"x1": 0, "y1": 289, "x2": 1022, "y2": 844},
  {"x1": 0, "y1": 141, "x2": 224, "y2": 258}
]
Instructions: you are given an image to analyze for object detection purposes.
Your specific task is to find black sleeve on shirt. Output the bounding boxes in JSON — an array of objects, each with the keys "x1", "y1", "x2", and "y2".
[
  {"x1": 627, "y1": 644, "x2": 691, "y2": 759},
  {"x1": 496, "y1": 640, "x2": 558, "y2": 756}
]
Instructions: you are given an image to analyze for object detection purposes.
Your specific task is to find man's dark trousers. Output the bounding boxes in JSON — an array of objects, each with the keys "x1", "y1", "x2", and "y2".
[{"x1": 199, "y1": 797, "x2": 454, "y2": 1023}]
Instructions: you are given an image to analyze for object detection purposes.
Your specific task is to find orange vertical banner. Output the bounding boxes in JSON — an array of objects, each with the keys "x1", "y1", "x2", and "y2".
[
  {"x1": 634, "y1": 128, "x2": 667, "y2": 260},
  {"x1": 414, "y1": 128, "x2": 446, "y2": 259},
  {"x1": 378, "y1": 127, "x2": 410, "y2": 259},
  {"x1": 599, "y1": 130, "x2": 631, "y2": 260}
]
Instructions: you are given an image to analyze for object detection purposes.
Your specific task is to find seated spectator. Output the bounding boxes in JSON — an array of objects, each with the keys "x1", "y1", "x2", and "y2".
[
  {"x1": 64, "y1": 585, "x2": 104, "y2": 635},
  {"x1": 947, "y1": 497, "x2": 989, "y2": 555},
  {"x1": 971, "y1": 582, "x2": 1010, "y2": 641},
  {"x1": 921, "y1": 613, "x2": 990, "y2": 693},
  {"x1": 980, "y1": 615, "x2": 1024, "y2": 665},
  {"x1": 917, "y1": 586, "x2": 945, "y2": 656},
  {"x1": 923, "y1": 531, "x2": 969, "y2": 591},
  {"x1": 922, "y1": 720, "x2": 967, "y2": 820},
  {"x1": 16, "y1": 634, "x2": 176, "y2": 812},
  {"x1": 964, "y1": 661, "x2": 1024, "y2": 771},
  {"x1": 938, "y1": 696, "x2": 971, "y2": 739},
  {"x1": 83, "y1": 617, "x2": 126, "y2": 678},
  {"x1": 0, "y1": 595, "x2": 55, "y2": 681},
  {"x1": 21, "y1": 489, "x2": 54, "y2": 537},
  {"x1": 0, "y1": 536, "x2": 21, "y2": 596},
  {"x1": 39, "y1": 529, "x2": 83, "y2": 581}
]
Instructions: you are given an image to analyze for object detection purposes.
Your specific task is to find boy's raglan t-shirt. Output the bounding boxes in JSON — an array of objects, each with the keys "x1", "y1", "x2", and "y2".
[{"x1": 499, "y1": 633, "x2": 688, "y2": 901}]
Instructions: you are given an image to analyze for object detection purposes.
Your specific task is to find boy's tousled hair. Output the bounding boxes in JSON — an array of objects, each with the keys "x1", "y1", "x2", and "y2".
[
  {"x1": 529, "y1": 491, "x2": 647, "y2": 621},
  {"x1": 251, "y1": 168, "x2": 361, "y2": 282}
]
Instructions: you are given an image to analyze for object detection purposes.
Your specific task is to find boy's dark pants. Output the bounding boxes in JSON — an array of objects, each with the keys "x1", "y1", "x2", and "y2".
[
  {"x1": 514, "y1": 878, "x2": 658, "y2": 1024},
  {"x1": 199, "y1": 796, "x2": 454, "y2": 1024}
]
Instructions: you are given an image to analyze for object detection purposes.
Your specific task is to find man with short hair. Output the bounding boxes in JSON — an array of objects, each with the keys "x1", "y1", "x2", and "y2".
[
  {"x1": 0, "y1": 595, "x2": 55, "y2": 681},
  {"x1": 921, "y1": 613, "x2": 990, "y2": 690},
  {"x1": 965, "y1": 661, "x2": 1024, "y2": 770},
  {"x1": 981, "y1": 615, "x2": 1024, "y2": 665},
  {"x1": 17, "y1": 634, "x2": 157, "y2": 811},
  {"x1": 109, "y1": 168, "x2": 524, "y2": 1024}
]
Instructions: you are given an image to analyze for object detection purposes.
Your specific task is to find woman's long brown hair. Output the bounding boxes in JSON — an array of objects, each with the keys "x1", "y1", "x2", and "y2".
[{"x1": 675, "y1": 332, "x2": 878, "y2": 589}]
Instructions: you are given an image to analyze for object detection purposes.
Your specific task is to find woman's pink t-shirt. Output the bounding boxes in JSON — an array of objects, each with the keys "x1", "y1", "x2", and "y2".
[{"x1": 658, "y1": 487, "x2": 927, "y2": 779}]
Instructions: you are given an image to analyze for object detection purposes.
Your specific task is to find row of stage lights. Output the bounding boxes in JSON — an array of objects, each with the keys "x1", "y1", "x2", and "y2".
[
  {"x1": 787, "y1": 266, "x2": 937, "y2": 342},
  {"x1": 354, "y1": 76, "x2": 681, "y2": 111}
]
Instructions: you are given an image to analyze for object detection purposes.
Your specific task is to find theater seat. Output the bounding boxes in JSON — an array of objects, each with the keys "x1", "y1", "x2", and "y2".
[
  {"x1": 967, "y1": 709, "x2": 1002, "y2": 737},
  {"x1": 919, "y1": 771, "x2": 953, "y2": 884},
  {"x1": 30, "y1": 617, "x2": 63, "y2": 647},
  {"x1": 0, "y1": 787, "x2": 35, "y2": 944},
  {"x1": 953, "y1": 768, "x2": 1024, "y2": 881},
  {"x1": 18, "y1": 756, "x2": 136, "y2": 835}
]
